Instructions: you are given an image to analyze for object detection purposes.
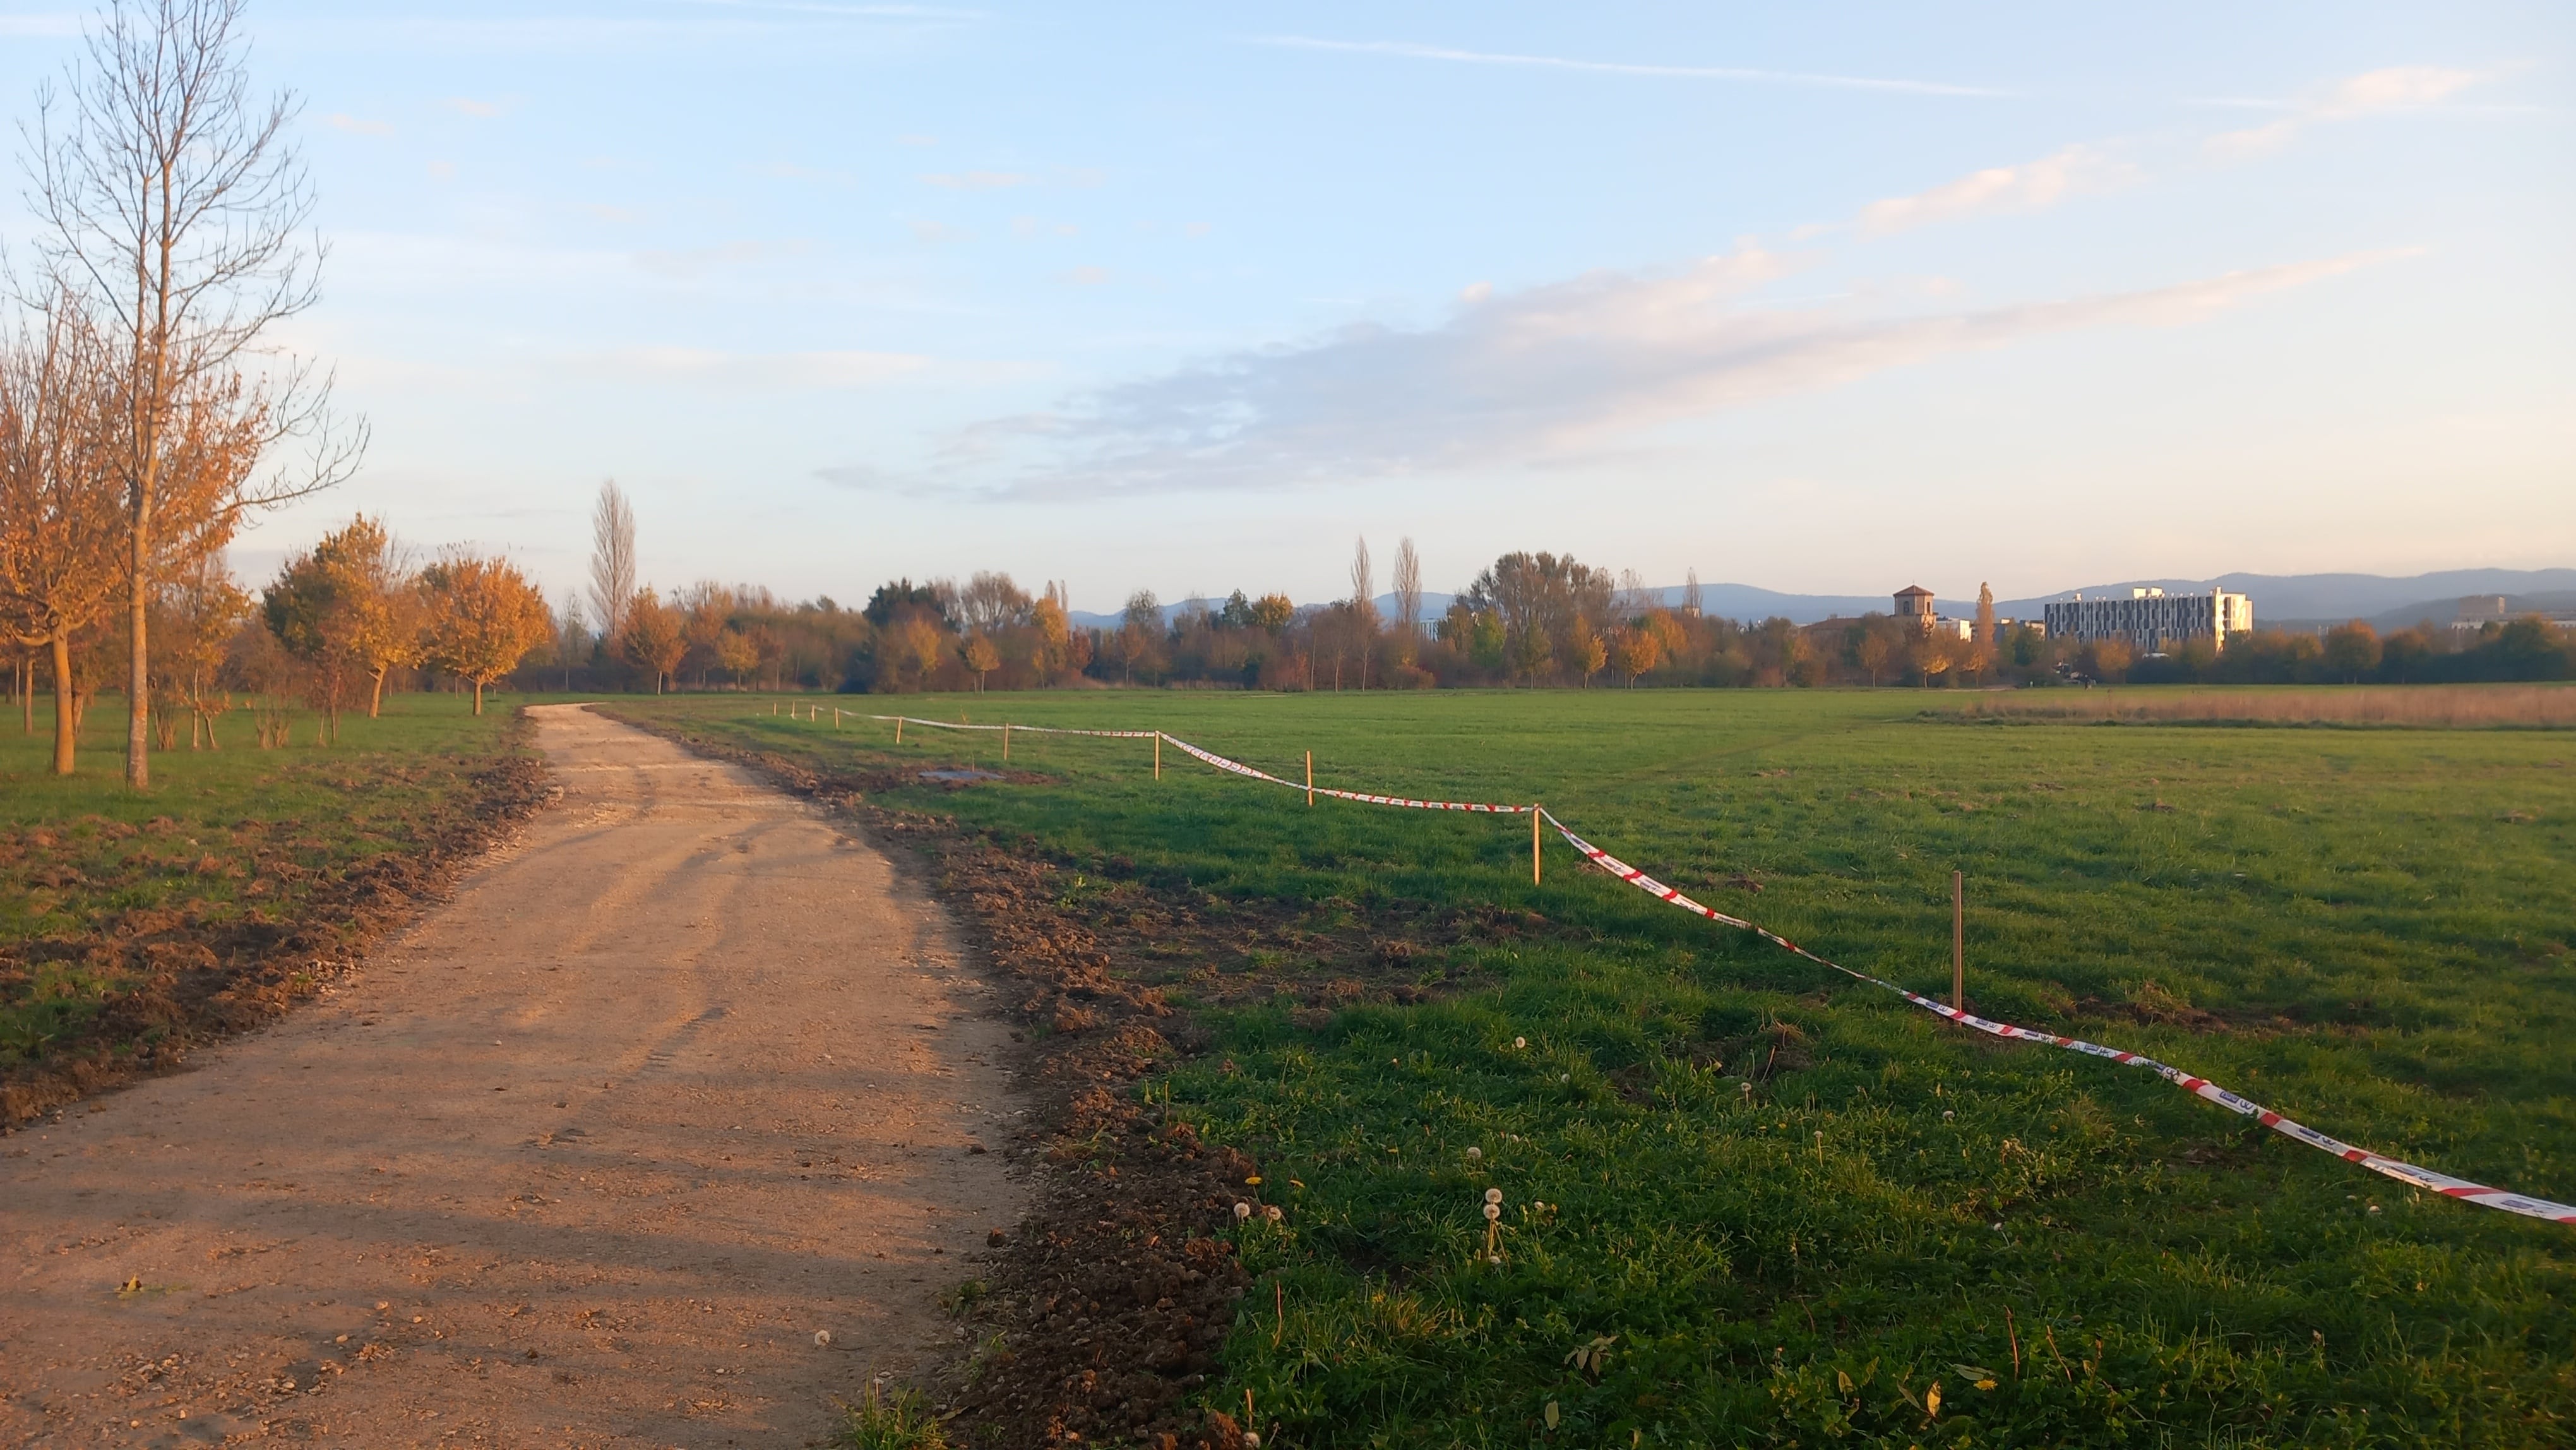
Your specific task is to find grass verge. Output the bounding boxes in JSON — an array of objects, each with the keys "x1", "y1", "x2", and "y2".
[{"x1": 1, "y1": 692, "x2": 550, "y2": 1125}]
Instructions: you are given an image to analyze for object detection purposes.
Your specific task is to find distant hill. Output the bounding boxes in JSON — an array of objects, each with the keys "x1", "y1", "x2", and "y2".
[{"x1": 1067, "y1": 568, "x2": 2576, "y2": 632}]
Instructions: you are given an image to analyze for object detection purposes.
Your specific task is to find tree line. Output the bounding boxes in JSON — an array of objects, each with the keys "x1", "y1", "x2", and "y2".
[{"x1": 515, "y1": 503, "x2": 2576, "y2": 697}]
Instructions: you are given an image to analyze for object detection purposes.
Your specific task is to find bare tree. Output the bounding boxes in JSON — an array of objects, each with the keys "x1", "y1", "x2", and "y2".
[
  {"x1": 1683, "y1": 567, "x2": 1703, "y2": 618},
  {"x1": 30, "y1": 0, "x2": 362, "y2": 788},
  {"x1": 958, "y1": 570, "x2": 1033, "y2": 635},
  {"x1": 553, "y1": 594, "x2": 586, "y2": 690},
  {"x1": 588, "y1": 479, "x2": 636, "y2": 643},
  {"x1": 1392, "y1": 537, "x2": 1422, "y2": 664},
  {"x1": 1348, "y1": 535, "x2": 1376, "y2": 689}
]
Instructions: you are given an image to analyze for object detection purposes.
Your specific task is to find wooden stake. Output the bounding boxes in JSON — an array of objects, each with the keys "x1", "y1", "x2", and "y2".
[
  {"x1": 1952, "y1": 870, "x2": 1966, "y2": 1011},
  {"x1": 1003, "y1": 722, "x2": 1011, "y2": 761},
  {"x1": 1533, "y1": 806, "x2": 1542, "y2": 885},
  {"x1": 1153, "y1": 733, "x2": 1161, "y2": 779},
  {"x1": 895, "y1": 716, "x2": 903, "y2": 744},
  {"x1": 1306, "y1": 750, "x2": 1313, "y2": 806}
]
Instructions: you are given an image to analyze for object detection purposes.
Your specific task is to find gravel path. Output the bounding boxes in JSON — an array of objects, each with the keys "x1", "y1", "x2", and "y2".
[{"x1": 1, "y1": 704, "x2": 1023, "y2": 1447}]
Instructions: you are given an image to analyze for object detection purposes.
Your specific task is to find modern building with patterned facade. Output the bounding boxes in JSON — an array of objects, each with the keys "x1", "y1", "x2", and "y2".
[{"x1": 2043, "y1": 587, "x2": 2254, "y2": 651}]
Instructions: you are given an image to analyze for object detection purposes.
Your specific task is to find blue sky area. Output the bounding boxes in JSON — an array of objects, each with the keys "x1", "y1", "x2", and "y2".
[{"x1": 3, "y1": 2, "x2": 2568, "y2": 611}]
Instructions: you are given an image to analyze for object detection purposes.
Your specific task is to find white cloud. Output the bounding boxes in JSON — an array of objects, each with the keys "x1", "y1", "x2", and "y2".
[
  {"x1": 325, "y1": 113, "x2": 395, "y2": 136},
  {"x1": 1857, "y1": 145, "x2": 2132, "y2": 235},
  {"x1": 445, "y1": 97, "x2": 506, "y2": 119},
  {"x1": 1061, "y1": 266, "x2": 1111, "y2": 285},
  {"x1": 583, "y1": 203, "x2": 643, "y2": 224},
  {"x1": 923, "y1": 171, "x2": 1031, "y2": 189},
  {"x1": 910, "y1": 219, "x2": 971, "y2": 243},
  {"x1": 1251, "y1": 35, "x2": 2012, "y2": 98},
  {"x1": 2210, "y1": 66, "x2": 2483, "y2": 158},
  {"x1": 936, "y1": 246, "x2": 2409, "y2": 496},
  {"x1": 426, "y1": 160, "x2": 458, "y2": 180},
  {"x1": 580, "y1": 346, "x2": 930, "y2": 390}
]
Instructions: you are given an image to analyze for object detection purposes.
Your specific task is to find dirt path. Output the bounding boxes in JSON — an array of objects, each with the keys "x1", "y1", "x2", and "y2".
[{"x1": 0, "y1": 705, "x2": 1024, "y2": 1448}]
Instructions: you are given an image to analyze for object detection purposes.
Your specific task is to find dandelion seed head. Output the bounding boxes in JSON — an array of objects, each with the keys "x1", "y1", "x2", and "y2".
[
  {"x1": 1484, "y1": 1188, "x2": 1503, "y2": 1205},
  {"x1": 1483, "y1": 1203, "x2": 1501, "y2": 1221},
  {"x1": 1233, "y1": 1202, "x2": 1251, "y2": 1221},
  {"x1": 1264, "y1": 1205, "x2": 1283, "y2": 1222},
  {"x1": 1465, "y1": 1146, "x2": 1482, "y2": 1161},
  {"x1": 1513, "y1": 1037, "x2": 1527, "y2": 1050}
]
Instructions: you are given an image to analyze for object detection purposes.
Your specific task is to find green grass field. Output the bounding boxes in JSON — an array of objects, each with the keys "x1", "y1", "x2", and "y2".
[
  {"x1": 1, "y1": 692, "x2": 531, "y2": 1075},
  {"x1": 546, "y1": 689, "x2": 2576, "y2": 1444}
]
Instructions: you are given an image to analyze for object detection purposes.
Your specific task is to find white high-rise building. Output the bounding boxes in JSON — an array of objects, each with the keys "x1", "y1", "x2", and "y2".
[{"x1": 2043, "y1": 587, "x2": 2253, "y2": 652}]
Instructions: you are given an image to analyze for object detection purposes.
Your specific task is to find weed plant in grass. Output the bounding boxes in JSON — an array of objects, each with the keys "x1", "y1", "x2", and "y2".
[
  {"x1": 621, "y1": 688, "x2": 2576, "y2": 1446},
  {"x1": 1, "y1": 692, "x2": 530, "y2": 1070}
]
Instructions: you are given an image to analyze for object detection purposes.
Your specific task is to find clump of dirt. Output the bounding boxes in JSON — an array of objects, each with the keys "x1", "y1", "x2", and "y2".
[
  {"x1": 0, "y1": 738, "x2": 552, "y2": 1128},
  {"x1": 611, "y1": 714, "x2": 1561, "y2": 1449}
]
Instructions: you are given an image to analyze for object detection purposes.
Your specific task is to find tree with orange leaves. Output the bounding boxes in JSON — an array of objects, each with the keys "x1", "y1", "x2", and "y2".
[
  {"x1": 1613, "y1": 628, "x2": 1661, "y2": 686},
  {"x1": 0, "y1": 302, "x2": 121, "y2": 774},
  {"x1": 420, "y1": 552, "x2": 551, "y2": 714},
  {"x1": 619, "y1": 587, "x2": 687, "y2": 695}
]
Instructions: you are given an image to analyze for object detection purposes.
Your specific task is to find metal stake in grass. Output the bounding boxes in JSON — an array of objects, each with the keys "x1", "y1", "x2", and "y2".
[{"x1": 1952, "y1": 870, "x2": 1966, "y2": 1011}]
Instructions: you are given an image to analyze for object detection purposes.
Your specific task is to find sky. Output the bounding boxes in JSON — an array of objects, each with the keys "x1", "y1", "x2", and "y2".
[{"x1": 2, "y1": 1, "x2": 2570, "y2": 613}]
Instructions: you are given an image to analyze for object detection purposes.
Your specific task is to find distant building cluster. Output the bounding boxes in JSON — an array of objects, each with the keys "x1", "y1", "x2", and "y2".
[
  {"x1": 1891, "y1": 585, "x2": 2038, "y2": 641},
  {"x1": 2043, "y1": 587, "x2": 2253, "y2": 652},
  {"x1": 2454, "y1": 596, "x2": 2576, "y2": 633}
]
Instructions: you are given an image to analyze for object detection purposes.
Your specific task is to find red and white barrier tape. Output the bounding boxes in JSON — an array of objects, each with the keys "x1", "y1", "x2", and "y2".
[
  {"x1": 860, "y1": 714, "x2": 1160, "y2": 740},
  {"x1": 1535, "y1": 810, "x2": 2576, "y2": 1225},
  {"x1": 849, "y1": 709, "x2": 2573, "y2": 1223},
  {"x1": 1157, "y1": 732, "x2": 1531, "y2": 813},
  {"x1": 867, "y1": 715, "x2": 1531, "y2": 812}
]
